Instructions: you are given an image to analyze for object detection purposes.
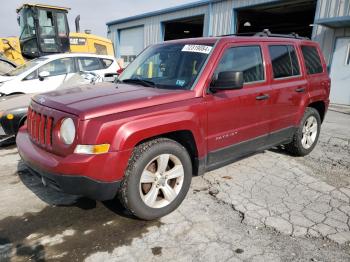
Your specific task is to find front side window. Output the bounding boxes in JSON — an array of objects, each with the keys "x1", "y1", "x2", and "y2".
[
  {"x1": 269, "y1": 45, "x2": 301, "y2": 79},
  {"x1": 39, "y1": 58, "x2": 75, "y2": 76},
  {"x1": 214, "y1": 45, "x2": 265, "y2": 83},
  {"x1": 77, "y1": 57, "x2": 102, "y2": 71},
  {"x1": 301, "y1": 46, "x2": 323, "y2": 74},
  {"x1": 119, "y1": 43, "x2": 215, "y2": 90}
]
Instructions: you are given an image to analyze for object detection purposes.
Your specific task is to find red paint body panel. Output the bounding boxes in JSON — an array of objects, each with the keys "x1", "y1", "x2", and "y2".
[{"x1": 17, "y1": 36, "x2": 331, "y2": 187}]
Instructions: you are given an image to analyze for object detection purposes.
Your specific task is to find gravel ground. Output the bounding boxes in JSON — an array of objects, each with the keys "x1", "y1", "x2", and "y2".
[{"x1": 0, "y1": 110, "x2": 349, "y2": 262}]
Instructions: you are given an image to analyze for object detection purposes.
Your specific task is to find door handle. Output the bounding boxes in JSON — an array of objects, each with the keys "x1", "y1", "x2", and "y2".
[
  {"x1": 295, "y1": 87, "x2": 306, "y2": 93},
  {"x1": 256, "y1": 94, "x2": 270, "y2": 100}
]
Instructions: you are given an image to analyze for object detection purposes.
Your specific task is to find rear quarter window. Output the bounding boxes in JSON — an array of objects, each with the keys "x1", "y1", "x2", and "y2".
[
  {"x1": 301, "y1": 46, "x2": 323, "y2": 74},
  {"x1": 100, "y1": 58, "x2": 113, "y2": 69}
]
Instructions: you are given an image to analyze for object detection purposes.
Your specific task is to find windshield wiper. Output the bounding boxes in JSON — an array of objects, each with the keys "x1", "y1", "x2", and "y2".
[{"x1": 122, "y1": 78, "x2": 156, "y2": 87}]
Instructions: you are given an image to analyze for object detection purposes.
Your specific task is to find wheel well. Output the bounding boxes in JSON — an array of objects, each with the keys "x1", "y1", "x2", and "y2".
[
  {"x1": 308, "y1": 101, "x2": 326, "y2": 122},
  {"x1": 18, "y1": 116, "x2": 27, "y2": 128},
  {"x1": 136, "y1": 130, "x2": 199, "y2": 176}
]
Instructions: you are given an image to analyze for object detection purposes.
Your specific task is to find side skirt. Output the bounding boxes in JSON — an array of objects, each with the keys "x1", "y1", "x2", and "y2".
[{"x1": 199, "y1": 127, "x2": 296, "y2": 173}]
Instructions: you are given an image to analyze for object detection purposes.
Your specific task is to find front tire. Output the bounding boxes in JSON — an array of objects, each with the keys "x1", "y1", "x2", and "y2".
[
  {"x1": 286, "y1": 107, "x2": 321, "y2": 156},
  {"x1": 119, "y1": 138, "x2": 192, "y2": 220}
]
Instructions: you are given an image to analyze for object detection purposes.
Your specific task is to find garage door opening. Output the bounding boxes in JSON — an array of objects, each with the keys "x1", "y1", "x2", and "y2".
[
  {"x1": 163, "y1": 15, "x2": 204, "y2": 41},
  {"x1": 236, "y1": 0, "x2": 317, "y2": 38}
]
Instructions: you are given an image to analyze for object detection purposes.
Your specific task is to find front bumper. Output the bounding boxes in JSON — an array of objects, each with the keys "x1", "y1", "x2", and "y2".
[
  {"x1": 16, "y1": 130, "x2": 131, "y2": 201},
  {"x1": 25, "y1": 163, "x2": 120, "y2": 201}
]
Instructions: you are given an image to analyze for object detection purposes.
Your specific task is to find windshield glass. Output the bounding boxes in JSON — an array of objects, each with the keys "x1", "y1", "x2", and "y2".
[
  {"x1": 5, "y1": 58, "x2": 47, "y2": 76},
  {"x1": 119, "y1": 43, "x2": 214, "y2": 90},
  {"x1": 18, "y1": 8, "x2": 36, "y2": 40}
]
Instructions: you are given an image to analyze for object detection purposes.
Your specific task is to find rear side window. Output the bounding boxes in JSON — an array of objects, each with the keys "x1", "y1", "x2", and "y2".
[
  {"x1": 215, "y1": 45, "x2": 264, "y2": 83},
  {"x1": 100, "y1": 58, "x2": 113, "y2": 69},
  {"x1": 269, "y1": 45, "x2": 300, "y2": 79},
  {"x1": 301, "y1": 46, "x2": 323, "y2": 74},
  {"x1": 77, "y1": 57, "x2": 102, "y2": 71}
]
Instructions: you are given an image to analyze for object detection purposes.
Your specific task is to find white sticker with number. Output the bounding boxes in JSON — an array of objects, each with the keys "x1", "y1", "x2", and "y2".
[{"x1": 182, "y1": 45, "x2": 212, "y2": 54}]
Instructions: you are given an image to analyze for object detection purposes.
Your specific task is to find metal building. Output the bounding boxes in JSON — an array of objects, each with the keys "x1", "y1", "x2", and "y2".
[{"x1": 107, "y1": 0, "x2": 350, "y2": 105}]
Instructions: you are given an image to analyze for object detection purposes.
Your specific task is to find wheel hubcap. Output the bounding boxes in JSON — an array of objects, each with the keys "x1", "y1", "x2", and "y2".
[
  {"x1": 301, "y1": 116, "x2": 318, "y2": 149},
  {"x1": 139, "y1": 154, "x2": 184, "y2": 208}
]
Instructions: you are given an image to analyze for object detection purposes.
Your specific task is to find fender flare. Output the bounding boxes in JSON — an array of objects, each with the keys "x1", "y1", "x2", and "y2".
[{"x1": 111, "y1": 112, "x2": 206, "y2": 157}]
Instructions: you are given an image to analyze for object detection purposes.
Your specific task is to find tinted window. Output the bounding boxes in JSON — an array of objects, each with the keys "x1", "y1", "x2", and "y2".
[
  {"x1": 215, "y1": 46, "x2": 264, "y2": 83},
  {"x1": 78, "y1": 57, "x2": 102, "y2": 71},
  {"x1": 269, "y1": 45, "x2": 300, "y2": 78},
  {"x1": 39, "y1": 58, "x2": 75, "y2": 76},
  {"x1": 301, "y1": 46, "x2": 323, "y2": 74}
]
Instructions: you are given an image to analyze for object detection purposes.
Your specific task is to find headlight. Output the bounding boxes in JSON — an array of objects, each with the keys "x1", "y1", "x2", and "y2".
[{"x1": 60, "y1": 118, "x2": 76, "y2": 145}]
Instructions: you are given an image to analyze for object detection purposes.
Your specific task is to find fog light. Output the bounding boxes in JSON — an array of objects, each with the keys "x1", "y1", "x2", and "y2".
[
  {"x1": 6, "y1": 114, "x2": 14, "y2": 120},
  {"x1": 74, "y1": 144, "x2": 110, "y2": 155}
]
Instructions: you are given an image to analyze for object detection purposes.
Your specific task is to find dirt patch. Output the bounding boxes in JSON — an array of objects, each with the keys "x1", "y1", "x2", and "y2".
[{"x1": 0, "y1": 199, "x2": 161, "y2": 261}]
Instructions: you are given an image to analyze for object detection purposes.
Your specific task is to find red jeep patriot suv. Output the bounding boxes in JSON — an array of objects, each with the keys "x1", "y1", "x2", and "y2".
[{"x1": 17, "y1": 32, "x2": 331, "y2": 220}]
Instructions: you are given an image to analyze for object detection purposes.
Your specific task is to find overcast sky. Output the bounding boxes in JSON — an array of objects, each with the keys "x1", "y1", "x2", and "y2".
[{"x1": 1, "y1": 0, "x2": 195, "y2": 37}]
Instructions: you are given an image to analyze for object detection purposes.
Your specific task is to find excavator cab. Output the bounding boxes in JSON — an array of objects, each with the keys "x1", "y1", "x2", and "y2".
[{"x1": 17, "y1": 4, "x2": 70, "y2": 59}]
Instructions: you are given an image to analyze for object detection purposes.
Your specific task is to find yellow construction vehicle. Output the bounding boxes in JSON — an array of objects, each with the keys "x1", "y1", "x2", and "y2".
[{"x1": 0, "y1": 3, "x2": 114, "y2": 67}]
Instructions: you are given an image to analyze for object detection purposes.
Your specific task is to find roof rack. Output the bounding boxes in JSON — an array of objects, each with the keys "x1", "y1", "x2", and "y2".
[
  {"x1": 254, "y1": 29, "x2": 310, "y2": 40},
  {"x1": 220, "y1": 29, "x2": 310, "y2": 40}
]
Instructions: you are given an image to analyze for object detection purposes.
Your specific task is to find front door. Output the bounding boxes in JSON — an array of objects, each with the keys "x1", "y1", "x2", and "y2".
[
  {"x1": 206, "y1": 44, "x2": 272, "y2": 168},
  {"x1": 330, "y1": 37, "x2": 350, "y2": 105},
  {"x1": 23, "y1": 57, "x2": 76, "y2": 93}
]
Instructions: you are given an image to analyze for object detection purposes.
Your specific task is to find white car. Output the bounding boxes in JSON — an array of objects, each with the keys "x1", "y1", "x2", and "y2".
[{"x1": 0, "y1": 53, "x2": 120, "y2": 96}]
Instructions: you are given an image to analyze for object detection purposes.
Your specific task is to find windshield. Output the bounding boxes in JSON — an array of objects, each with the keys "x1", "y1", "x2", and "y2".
[
  {"x1": 18, "y1": 8, "x2": 36, "y2": 40},
  {"x1": 5, "y1": 58, "x2": 47, "y2": 76},
  {"x1": 119, "y1": 43, "x2": 214, "y2": 90}
]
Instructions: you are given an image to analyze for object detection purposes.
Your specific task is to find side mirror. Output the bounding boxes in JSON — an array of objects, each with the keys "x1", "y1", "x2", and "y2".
[
  {"x1": 210, "y1": 71, "x2": 244, "y2": 92},
  {"x1": 38, "y1": 71, "x2": 50, "y2": 81}
]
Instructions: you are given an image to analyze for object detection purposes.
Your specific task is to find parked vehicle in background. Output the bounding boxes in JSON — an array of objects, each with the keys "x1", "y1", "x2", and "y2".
[
  {"x1": 0, "y1": 53, "x2": 120, "y2": 96},
  {"x1": 0, "y1": 71, "x2": 102, "y2": 143},
  {"x1": 0, "y1": 55, "x2": 16, "y2": 75},
  {"x1": 16, "y1": 32, "x2": 331, "y2": 220}
]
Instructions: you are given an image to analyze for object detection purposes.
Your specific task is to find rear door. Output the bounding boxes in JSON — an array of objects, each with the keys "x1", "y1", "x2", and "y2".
[
  {"x1": 205, "y1": 43, "x2": 272, "y2": 167},
  {"x1": 266, "y1": 43, "x2": 308, "y2": 140},
  {"x1": 76, "y1": 57, "x2": 105, "y2": 76}
]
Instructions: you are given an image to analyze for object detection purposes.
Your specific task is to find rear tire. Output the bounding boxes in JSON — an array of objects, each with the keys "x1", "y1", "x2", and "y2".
[
  {"x1": 119, "y1": 138, "x2": 192, "y2": 220},
  {"x1": 285, "y1": 107, "x2": 321, "y2": 156}
]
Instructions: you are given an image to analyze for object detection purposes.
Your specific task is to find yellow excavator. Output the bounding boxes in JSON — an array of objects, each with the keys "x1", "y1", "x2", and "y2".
[{"x1": 0, "y1": 3, "x2": 114, "y2": 67}]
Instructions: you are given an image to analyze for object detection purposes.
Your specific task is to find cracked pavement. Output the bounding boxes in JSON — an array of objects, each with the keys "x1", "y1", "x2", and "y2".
[{"x1": 0, "y1": 110, "x2": 349, "y2": 261}]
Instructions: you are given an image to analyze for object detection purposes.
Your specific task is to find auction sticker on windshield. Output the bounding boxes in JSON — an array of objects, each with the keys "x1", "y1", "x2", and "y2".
[{"x1": 182, "y1": 45, "x2": 212, "y2": 54}]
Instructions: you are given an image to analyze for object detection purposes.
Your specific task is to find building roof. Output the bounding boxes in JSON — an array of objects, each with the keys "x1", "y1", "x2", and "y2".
[{"x1": 106, "y1": 0, "x2": 215, "y2": 26}]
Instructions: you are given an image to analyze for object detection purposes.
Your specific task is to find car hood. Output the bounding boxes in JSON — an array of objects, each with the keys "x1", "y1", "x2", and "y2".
[
  {"x1": 0, "y1": 93, "x2": 34, "y2": 111},
  {"x1": 32, "y1": 82, "x2": 194, "y2": 120},
  {"x1": 0, "y1": 75, "x2": 15, "y2": 83}
]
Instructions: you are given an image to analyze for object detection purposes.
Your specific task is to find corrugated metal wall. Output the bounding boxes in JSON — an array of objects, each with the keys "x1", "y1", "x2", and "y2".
[
  {"x1": 313, "y1": 0, "x2": 350, "y2": 63},
  {"x1": 107, "y1": 0, "x2": 350, "y2": 64},
  {"x1": 108, "y1": 4, "x2": 209, "y2": 54},
  {"x1": 107, "y1": 0, "x2": 279, "y2": 54}
]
